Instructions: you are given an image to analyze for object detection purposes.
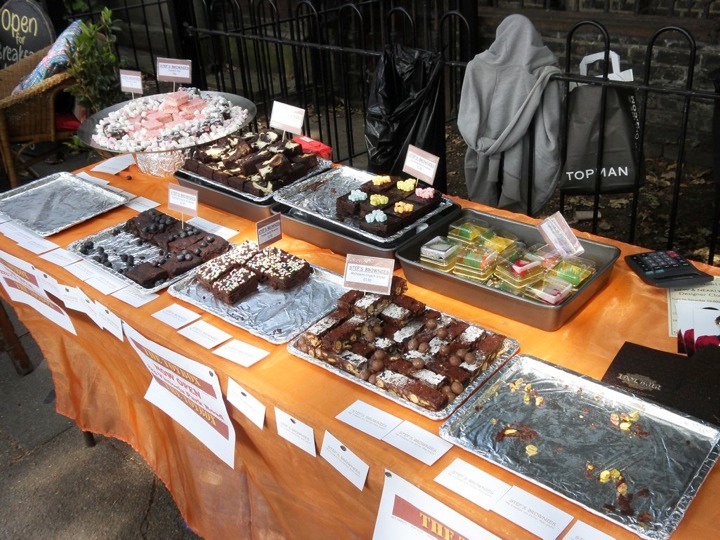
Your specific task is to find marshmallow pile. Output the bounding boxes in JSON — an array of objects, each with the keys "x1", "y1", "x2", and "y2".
[{"x1": 92, "y1": 88, "x2": 249, "y2": 153}]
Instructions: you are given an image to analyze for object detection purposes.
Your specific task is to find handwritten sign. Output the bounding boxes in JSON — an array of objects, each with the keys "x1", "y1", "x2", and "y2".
[
  {"x1": 343, "y1": 254, "x2": 395, "y2": 295},
  {"x1": 0, "y1": 0, "x2": 54, "y2": 68},
  {"x1": 156, "y1": 57, "x2": 192, "y2": 84},
  {"x1": 403, "y1": 145, "x2": 439, "y2": 185}
]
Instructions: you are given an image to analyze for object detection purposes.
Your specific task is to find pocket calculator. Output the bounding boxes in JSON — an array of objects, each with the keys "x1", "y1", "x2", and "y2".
[{"x1": 625, "y1": 250, "x2": 713, "y2": 288}]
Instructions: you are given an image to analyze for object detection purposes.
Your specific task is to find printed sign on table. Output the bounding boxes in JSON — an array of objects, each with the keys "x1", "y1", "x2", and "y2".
[
  {"x1": 0, "y1": 251, "x2": 75, "y2": 335},
  {"x1": 123, "y1": 322, "x2": 236, "y2": 468},
  {"x1": 373, "y1": 471, "x2": 500, "y2": 540}
]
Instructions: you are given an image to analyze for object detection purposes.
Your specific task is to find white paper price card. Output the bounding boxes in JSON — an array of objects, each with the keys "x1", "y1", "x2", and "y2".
[
  {"x1": 120, "y1": 69, "x2": 144, "y2": 94},
  {"x1": 213, "y1": 339, "x2": 269, "y2": 367},
  {"x1": 94, "y1": 301, "x2": 124, "y2": 341},
  {"x1": 492, "y1": 486, "x2": 573, "y2": 540},
  {"x1": 373, "y1": 471, "x2": 500, "y2": 540},
  {"x1": 538, "y1": 211, "x2": 584, "y2": 258},
  {"x1": 91, "y1": 153, "x2": 135, "y2": 174},
  {"x1": 187, "y1": 216, "x2": 238, "y2": 240},
  {"x1": 40, "y1": 248, "x2": 82, "y2": 267},
  {"x1": 112, "y1": 286, "x2": 158, "y2": 308},
  {"x1": 156, "y1": 57, "x2": 192, "y2": 83},
  {"x1": 562, "y1": 520, "x2": 615, "y2": 540},
  {"x1": 382, "y1": 420, "x2": 452, "y2": 466},
  {"x1": 126, "y1": 196, "x2": 159, "y2": 212},
  {"x1": 168, "y1": 184, "x2": 199, "y2": 217},
  {"x1": 403, "y1": 144, "x2": 440, "y2": 185},
  {"x1": 336, "y1": 400, "x2": 403, "y2": 440},
  {"x1": 269, "y1": 100, "x2": 306, "y2": 135},
  {"x1": 274, "y1": 407, "x2": 316, "y2": 457},
  {"x1": 343, "y1": 254, "x2": 396, "y2": 295},
  {"x1": 152, "y1": 303, "x2": 201, "y2": 329},
  {"x1": 178, "y1": 319, "x2": 232, "y2": 349},
  {"x1": 434, "y1": 458, "x2": 511, "y2": 511},
  {"x1": 320, "y1": 431, "x2": 369, "y2": 491},
  {"x1": 227, "y1": 378, "x2": 266, "y2": 430}
]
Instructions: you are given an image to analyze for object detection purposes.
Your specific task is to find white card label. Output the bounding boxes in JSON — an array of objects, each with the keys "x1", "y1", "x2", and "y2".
[
  {"x1": 382, "y1": 420, "x2": 452, "y2": 466},
  {"x1": 152, "y1": 303, "x2": 201, "y2": 329},
  {"x1": 320, "y1": 431, "x2": 369, "y2": 491},
  {"x1": 563, "y1": 520, "x2": 615, "y2": 540},
  {"x1": 343, "y1": 254, "x2": 395, "y2": 295},
  {"x1": 178, "y1": 320, "x2": 232, "y2": 349},
  {"x1": 227, "y1": 378, "x2": 266, "y2": 430},
  {"x1": 492, "y1": 486, "x2": 573, "y2": 540},
  {"x1": 120, "y1": 69, "x2": 143, "y2": 94},
  {"x1": 156, "y1": 57, "x2": 192, "y2": 83},
  {"x1": 434, "y1": 458, "x2": 511, "y2": 511},
  {"x1": 213, "y1": 339, "x2": 269, "y2": 367},
  {"x1": 336, "y1": 400, "x2": 403, "y2": 440},
  {"x1": 403, "y1": 144, "x2": 439, "y2": 185},
  {"x1": 168, "y1": 184, "x2": 199, "y2": 217},
  {"x1": 256, "y1": 214, "x2": 282, "y2": 249},
  {"x1": 274, "y1": 407, "x2": 316, "y2": 457},
  {"x1": 538, "y1": 211, "x2": 584, "y2": 257},
  {"x1": 269, "y1": 100, "x2": 306, "y2": 135}
]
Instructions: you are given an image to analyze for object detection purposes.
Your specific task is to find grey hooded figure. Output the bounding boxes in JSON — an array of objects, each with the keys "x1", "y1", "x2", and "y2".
[{"x1": 458, "y1": 15, "x2": 562, "y2": 214}]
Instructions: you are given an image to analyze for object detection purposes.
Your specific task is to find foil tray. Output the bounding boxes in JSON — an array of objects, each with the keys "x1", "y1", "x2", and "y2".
[
  {"x1": 168, "y1": 266, "x2": 346, "y2": 344},
  {"x1": 440, "y1": 355, "x2": 720, "y2": 539},
  {"x1": 0, "y1": 173, "x2": 131, "y2": 237},
  {"x1": 287, "y1": 318, "x2": 519, "y2": 420},
  {"x1": 175, "y1": 157, "x2": 333, "y2": 204},
  {"x1": 67, "y1": 225, "x2": 195, "y2": 294},
  {"x1": 272, "y1": 166, "x2": 454, "y2": 245}
]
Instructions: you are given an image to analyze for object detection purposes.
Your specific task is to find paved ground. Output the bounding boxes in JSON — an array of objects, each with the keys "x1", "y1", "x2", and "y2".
[{"x1": 0, "y1": 148, "x2": 203, "y2": 539}]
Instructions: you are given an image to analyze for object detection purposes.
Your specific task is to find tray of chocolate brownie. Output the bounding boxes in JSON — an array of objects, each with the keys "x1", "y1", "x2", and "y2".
[
  {"x1": 176, "y1": 128, "x2": 332, "y2": 206},
  {"x1": 287, "y1": 276, "x2": 519, "y2": 420},
  {"x1": 272, "y1": 166, "x2": 456, "y2": 246},
  {"x1": 168, "y1": 241, "x2": 347, "y2": 344},
  {"x1": 440, "y1": 354, "x2": 720, "y2": 540},
  {"x1": 67, "y1": 208, "x2": 232, "y2": 294}
]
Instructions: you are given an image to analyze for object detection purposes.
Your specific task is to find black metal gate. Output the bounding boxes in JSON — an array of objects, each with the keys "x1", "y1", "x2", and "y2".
[{"x1": 55, "y1": 1, "x2": 720, "y2": 265}]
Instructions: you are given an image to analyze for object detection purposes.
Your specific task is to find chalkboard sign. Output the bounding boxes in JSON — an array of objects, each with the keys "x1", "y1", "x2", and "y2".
[{"x1": 0, "y1": 0, "x2": 55, "y2": 68}]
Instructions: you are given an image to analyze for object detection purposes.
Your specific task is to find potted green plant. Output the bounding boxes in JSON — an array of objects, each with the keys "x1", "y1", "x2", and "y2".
[{"x1": 65, "y1": 7, "x2": 123, "y2": 120}]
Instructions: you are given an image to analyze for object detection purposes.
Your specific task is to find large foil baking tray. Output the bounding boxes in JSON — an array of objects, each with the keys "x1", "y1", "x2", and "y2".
[
  {"x1": 272, "y1": 166, "x2": 454, "y2": 245},
  {"x1": 0, "y1": 173, "x2": 131, "y2": 237},
  {"x1": 175, "y1": 158, "x2": 332, "y2": 204},
  {"x1": 168, "y1": 266, "x2": 346, "y2": 344},
  {"x1": 440, "y1": 355, "x2": 720, "y2": 539},
  {"x1": 67, "y1": 225, "x2": 193, "y2": 294},
  {"x1": 287, "y1": 318, "x2": 519, "y2": 420}
]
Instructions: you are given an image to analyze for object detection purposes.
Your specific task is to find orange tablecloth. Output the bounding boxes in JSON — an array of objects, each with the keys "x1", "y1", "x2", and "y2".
[{"x1": 2, "y1": 164, "x2": 719, "y2": 539}]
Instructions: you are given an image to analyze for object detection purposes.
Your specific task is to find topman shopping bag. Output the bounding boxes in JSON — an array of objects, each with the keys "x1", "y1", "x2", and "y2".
[{"x1": 560, "y1": 51, "x2": 641, "y2": 194}]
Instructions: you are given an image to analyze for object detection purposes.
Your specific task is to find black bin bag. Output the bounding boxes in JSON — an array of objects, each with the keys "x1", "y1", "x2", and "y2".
[{"x1": 364, "y1": 44, "x2": 446, "y2": 192}]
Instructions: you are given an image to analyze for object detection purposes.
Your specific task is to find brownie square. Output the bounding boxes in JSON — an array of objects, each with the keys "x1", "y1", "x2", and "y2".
[{"x1": 125, "y1": 262, "x2": 168, "y2": 288}]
